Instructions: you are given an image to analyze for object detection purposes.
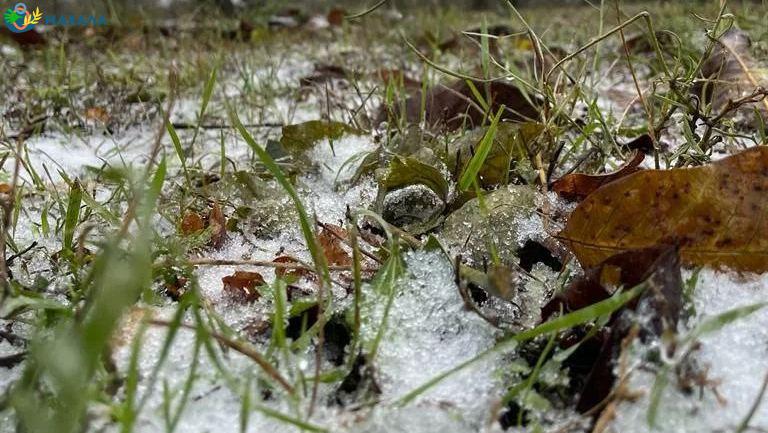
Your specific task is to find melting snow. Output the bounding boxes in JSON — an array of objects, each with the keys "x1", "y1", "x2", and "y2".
[{"x1": 610, "y1": 269, "x2": 768, "y2": 433}]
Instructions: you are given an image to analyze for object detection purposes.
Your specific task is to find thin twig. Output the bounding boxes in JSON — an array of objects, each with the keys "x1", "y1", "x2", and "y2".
[
  {"x1": 735, "y1": 367, "x2": 768, "y2": 433},
  {"x1": 170, "y1": 122, "x2": 283, "y2": 130},
  {"x1": 148, "y1": 318, "x2": 295, "y2": 394},
  {"x1": 345, "y1": 0, "x2": 388, "y2": 20},
  {"x1": 186, "y1": 257, "x2": 372, "y2": 272}
]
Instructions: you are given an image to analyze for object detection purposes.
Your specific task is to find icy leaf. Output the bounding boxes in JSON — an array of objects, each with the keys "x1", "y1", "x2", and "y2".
[
  {"x1": 379, "y1": 156, "x2": 449, "y2": 234},
  {"x1": 441, "y1": 184, "x2": 539, "y2": 266},
  {"x1": 552, "y1": 149, "x2": 645, "y2": 201},
  {"x1": 559, "y1": 146, "x2": 768, "y2": 272},
  {"x1": 222, "y1": 270, "x2": 265, "y2": 303},
  {"x1": 381, "y1": 156, "x2": 449, "y2": 200},
  {"x1": 280, "y1": 120, "x2": 361, "y2": 156},
  {"x1": 180, "y1": 211, "x2": 204, "y2": 235}
]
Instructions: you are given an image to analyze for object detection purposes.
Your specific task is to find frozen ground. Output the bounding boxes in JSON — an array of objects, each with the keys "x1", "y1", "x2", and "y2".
[{"x1": 7, "y1": 85, "x2": 768, "y2": 432}]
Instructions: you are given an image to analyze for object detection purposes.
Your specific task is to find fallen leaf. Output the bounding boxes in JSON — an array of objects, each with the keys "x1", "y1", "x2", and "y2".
[
  {"x1": 162, "y1": 273, "x2": 188, "y2": 302},
  {"x1": 379, "y1": 157, "x2": 449, "y2": 234},
  {"x1": 559, "y1": 146, "x2": 768, "y2": 272},
  {"x1": 222, "y1": 271, "x2": 265, "y2": 303},
  {"x1": 0, "y1": 184, "x2": 11, "y2": 194},
  {"x1": 85, "y1": 107, "x2": 110, "y2": 123},
  {"x1": 0, "y1": 27, "x2": 45, "y2": 47},
  {"x1": 299, "y1": 64, "x2": 350, "y2": 87},
  {"x1": 318, "y1": 224, "x2": 351, "y2": 266},
  {"x1": 327, "y1": 7, "x2": 345, "y2": 26},
  {"x1": 542, "y1": 247, "x2": 682, "y2": 414},
  {"x1": 446, "y1": 122, "x2": 545, "y2": 188},
  {"x1": 180, "y1": 211, "x2": 205, "y2": 235},
  {"x1": 273, "y1": 255, "x2": 312, "y2": 280},
  {"x1": 379, "y1": 79, "x2": 539, "y2": 132},
  {"x1": 541, "y1": 246, "x2": 675, "y2": 320},
  {"x1": 552, "y1": 149, "x2": 645, "y2": 201},
  {"x1": 374, "y1": 69, "x2": 422, "y2": 90},
  {"x1": 207, "y1": 203, "x2": 227, "y2": 249},
  {"x1": 280, "y1": 120, "x2": 361, "y2": 156},
  {"x1": 700, "y1": 28, "x2": 768, "y2": 124}
]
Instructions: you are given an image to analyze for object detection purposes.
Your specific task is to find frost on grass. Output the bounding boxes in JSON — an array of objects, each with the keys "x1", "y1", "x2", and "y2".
[
  {"x1": 610, "y1": 269, "x2": 768, "y2": 433},
  {"x1": 299, "y1": 134, "x2": 378, "y2": 224},
  {"x1": 354, "y1": 250, "x2": 506, "y2": 433},
  {"x1": 110, "y1": 308, "x2": 300, "y2": 433}
]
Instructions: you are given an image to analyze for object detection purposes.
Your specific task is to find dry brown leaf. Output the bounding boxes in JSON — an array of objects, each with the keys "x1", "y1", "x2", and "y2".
[
  {"x1": 180, "y1": 211, "x2": 204, "y2": 235},
  {"x1": 163, "y1": 274, "x2": 188, "y2": 301},
  {"x1": 299, "y1": 64, "x2": 349, "y2": 87},
  {"x1": 318, "y1": 224, "x2": 351, "y2": 266},
  {"x1": 222, "y1": 270, "x2": 265, "y2": 303},
  {"x1": 552, "y1": 150, "x2": 645, "y2": 201},
  {"x1": 207, "y1": 203, "x2": 227, "y2": 249},
  {"x1": 559, "y1": 146, "x2": 768, "y2": 272},
  {"x1": 327, "y1": 7, "x2": 345, "y2": 26},
  {"x1": 374, "y1": 69, "x2": 422, "y2": 90},
  {"x1": 0, "y1": 183, "x2": 12, "y2": 194},
  {"x1": 379, "y1": 79, "x2": 539, "y2": 132},
  {"x1": 0, "y1": 26, "x2": 46, "y2": 47},
  {"x1": 85, "y1": 107, "x2": 110, "y2": 123},
  {"x1": 701, "y1": 29, "x2": 768, "y2": 123},
  {"x1": 273, "y1": 255, "x2": 313, "y2": 280}
]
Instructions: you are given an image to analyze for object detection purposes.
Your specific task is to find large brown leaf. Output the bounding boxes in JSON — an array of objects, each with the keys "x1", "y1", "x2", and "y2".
[
  {"x1": 700, "y1": 29, "x2": 768, "y2": 124},
  {"x1": 378, "y1": 79, "x2": 539, "y2": 132},
  {"x1": 559, "y1": 146, "x2": 768, "y2": 271}
]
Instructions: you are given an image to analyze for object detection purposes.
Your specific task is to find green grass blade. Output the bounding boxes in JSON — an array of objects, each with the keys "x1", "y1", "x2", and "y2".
[
  {"x1": 230, "y1": 109, "x2": 330, "y2": 284},
  {"x1": 63, "y1": 180, "x2": 83, "y2": 253},
  {"x1": 251, "y1": 404, "x2": 328, "y2": 432},
  {"x1": 458, "y1": 107, "x2": 504, "y2": 191},
  {"x1": 189, "y1": 64, "x2": 218, "y2": 150},
  {"x1": 166, "y1": 120, "x2": 192, "y2": 189},
  {"x1": 397, "y1": 283, "x2": 646, "y2": 406}
]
